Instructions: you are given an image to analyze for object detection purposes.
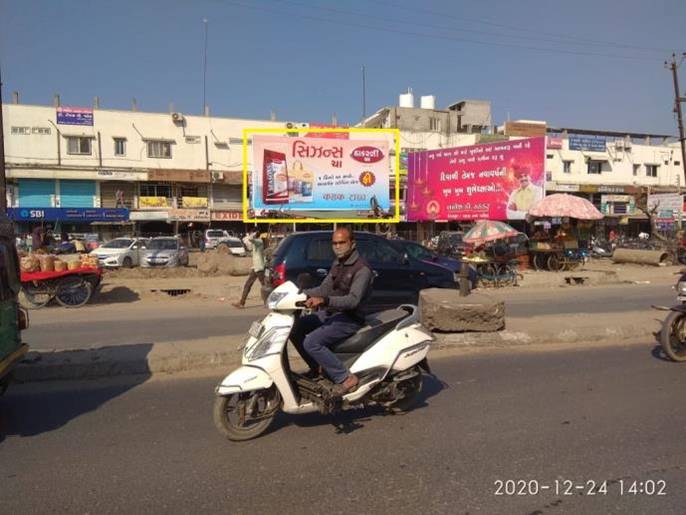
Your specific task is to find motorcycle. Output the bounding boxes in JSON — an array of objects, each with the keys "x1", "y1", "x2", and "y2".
[
  {"x1": 213, "y1": 280, "x2": 434, "y2": 441},
  {"x1": 656, "y1": 269, "x2": 686, "y2": 362},
  {"x1": 591, "y1": 237, "x2": 614, "y2": 259}
]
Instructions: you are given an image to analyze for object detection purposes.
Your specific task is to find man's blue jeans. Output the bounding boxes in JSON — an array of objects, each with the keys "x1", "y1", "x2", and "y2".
[{"x1": 290, "y1": 310, "x2": 362, "y2": 384}]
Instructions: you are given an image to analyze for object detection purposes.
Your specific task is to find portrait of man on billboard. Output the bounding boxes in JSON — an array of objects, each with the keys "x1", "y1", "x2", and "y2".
[{"x1": 506, "y1": 165, "x2": 543, "y2": 219}]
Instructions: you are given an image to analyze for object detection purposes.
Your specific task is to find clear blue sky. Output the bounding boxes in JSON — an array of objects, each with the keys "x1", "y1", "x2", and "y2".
[{"x1": 1, "y1": 0, "x2": 684, "y2": 135}]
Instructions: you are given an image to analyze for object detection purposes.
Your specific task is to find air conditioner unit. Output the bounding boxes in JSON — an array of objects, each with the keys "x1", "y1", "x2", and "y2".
[
  {"x1": 211, "y1": 171, "x2": 224, "y2": 181},
  {"x1": 171, "y1": 112, "x2": 185, "y2": 123},
  {"x1": 297, "y1": 122, "x2": 310, "y2": 129},
  {"x1": 285, "y1": 122, "x2": 295, "y2": 129}
]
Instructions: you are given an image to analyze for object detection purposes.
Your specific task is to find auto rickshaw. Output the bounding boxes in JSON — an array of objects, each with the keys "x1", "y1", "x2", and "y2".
[{"x1": 0, "y1": 213, "x2": 29, "y2": 395}]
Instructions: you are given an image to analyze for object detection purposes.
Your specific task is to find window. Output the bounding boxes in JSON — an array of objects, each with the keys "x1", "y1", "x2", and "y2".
[
  {"x1": 633, "y1": 164, "x2": 640, "y2": 176},
  {"x1": 646, "y1": 164, "x2": 658, "y2": 177},
  {"x1": 67, "y1": 137, "x2": 92, "y2": 155},
  {"x1": 357, "y1": 239, "x2": 403, "y2": 264},
  {"x1": 114, "y1": 138, "x2": 126, "y2": 156},
  {"x1": 140, "y1": 183, "x2": 172, "y2": 197},
  {"x1": 429, "y1": 118, "x2": 441, "y2": 131},
  {"x1": 306, "y1": 238, "x2": 335, "y2": 262},
  {"x1": 546, "y1": 154, "x2": 554, "y2": 160},
  {"x1": 147, "y1": 140, "x2": 172, "y2": 158},
  {"x1": 229, "y1": 138, "x2": 250, "y2": 145},
  {"x1": 587, "y1": 160, "x2": 603, "y2": 174},
  {"x1": 676, "y1": 161, "x2": 681, "y2": 166},
  {"x1": 563, "y1": 161, "x2": 572, "y2": 174}
]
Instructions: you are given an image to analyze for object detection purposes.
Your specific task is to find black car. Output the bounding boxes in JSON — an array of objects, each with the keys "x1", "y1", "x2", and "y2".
[
  {"x1": 388, "y1": 239, "x2": 478, "y2": 288},
  {"x1": 262, "y1": 231, "x2": 458, "y2": 312}
]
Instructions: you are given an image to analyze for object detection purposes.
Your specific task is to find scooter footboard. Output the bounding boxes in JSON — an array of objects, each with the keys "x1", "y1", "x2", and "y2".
[{"x1": 215, "y1": 365, "x2": 273, "y2": 396}]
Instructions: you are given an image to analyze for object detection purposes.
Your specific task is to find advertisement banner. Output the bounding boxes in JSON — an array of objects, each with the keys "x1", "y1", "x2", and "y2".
[
  {"x1": 407, "y1": 137, "x2": 545, "y2": 221},
  {"x1": 600, "y1": 194, "x2": 636, "y2": 216},
  {"x1": 648, "y1": 193, "x2": 683, "y2": 221},
  {"x1": 181, "y1": 196, "x2": 208, "y2": 208},
  {"x1": 211, "y1": 211, "x2": 242, "y2": 221},
  {"x1": 56, "y1": 107, "x2": 94, "y2": 126},
  {"x1": 568, "y1": 135, "x2": 607, "y2": 152},
  {"x1": 139, "y1": 196, "x2": 170, "y2": 208},
  {"x1": 305, "y1": 123, "x2": 350, "y2": 140},
  {"x1": 251, "y1": 135, "x2": 389, "y2": 212},
  {"x1": 8, "y1": 208, "x2": 128, "y2": 222},
  {"x1": 168, "y1": 209, "x2": 210, "y2": 222}
]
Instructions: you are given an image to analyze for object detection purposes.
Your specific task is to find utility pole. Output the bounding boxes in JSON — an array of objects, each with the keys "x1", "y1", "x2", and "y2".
[
  {"x1": 667, "y1": 53, "x2": 686, "y2": 186},
  {"x1": 361, "y1": 65, "x2": 366, "y2": 121},
  {"x1": 202, "y1": 18, "x2": 209, "y2": 116},
  {"x1": 0, "y1": 65, "x2": 7, "y2": 210}
]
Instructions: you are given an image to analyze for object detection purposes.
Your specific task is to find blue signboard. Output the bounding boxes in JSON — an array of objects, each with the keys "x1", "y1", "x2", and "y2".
[
  {"x1": 56, "y1": 107, "x2": 94, "y2": 126},
  {"x1": 7, "y1": 208, "x2": 129, "y2": 222},
  {"x1": 568, "y1": 135, "x2": 607, "y2": 152}
]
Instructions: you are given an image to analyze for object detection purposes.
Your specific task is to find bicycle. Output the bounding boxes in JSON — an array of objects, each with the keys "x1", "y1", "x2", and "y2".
[{"x1": 477, "y1": 259, "x2": 522, "y2": 288}]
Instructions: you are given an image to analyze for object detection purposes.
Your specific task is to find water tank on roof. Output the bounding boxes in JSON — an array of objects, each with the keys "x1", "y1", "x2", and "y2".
[
  {"x1": 399, "y1": 89, "x2": 414, "y2": 108},
  {"x1": 420, "y1": 95, "x2": 436, "y2": 110}
]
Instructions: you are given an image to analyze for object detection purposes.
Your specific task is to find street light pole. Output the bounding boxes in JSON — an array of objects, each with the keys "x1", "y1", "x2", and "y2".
[
  {"x1": 667, "y1": 53, "x2": 686, "y2": 186},
  {"x1": 202, "y1": 18, "x2": 209, "y2": 116},
  {"x1": 0, "y1": 65, "x2": 7, "y2": 210}
]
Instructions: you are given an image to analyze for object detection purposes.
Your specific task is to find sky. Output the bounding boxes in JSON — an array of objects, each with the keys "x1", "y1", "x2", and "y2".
[{"x1": 1, "y1": 0, "x2": 684, "y2": 135}]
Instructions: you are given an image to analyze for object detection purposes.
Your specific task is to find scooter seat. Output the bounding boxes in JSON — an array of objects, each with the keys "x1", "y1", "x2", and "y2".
[{"x1": 332, "y1": 308, "x2": 411, "y2": 354}]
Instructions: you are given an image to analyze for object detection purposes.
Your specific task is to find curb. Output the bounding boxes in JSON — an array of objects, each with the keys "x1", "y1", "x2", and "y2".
[{"x1": 13, "y1": 322, "x2": 660, "y2": 383}]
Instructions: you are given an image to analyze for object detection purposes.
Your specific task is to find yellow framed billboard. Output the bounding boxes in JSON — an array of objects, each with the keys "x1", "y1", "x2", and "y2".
[{"x1": 242, "y1": 127, "x2": 400, "y2": 224}]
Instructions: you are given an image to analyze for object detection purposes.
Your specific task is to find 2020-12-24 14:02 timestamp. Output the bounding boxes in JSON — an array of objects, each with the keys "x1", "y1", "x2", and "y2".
[{"x1": 494, "y1": 479, "x2": 667, "y2": 496}]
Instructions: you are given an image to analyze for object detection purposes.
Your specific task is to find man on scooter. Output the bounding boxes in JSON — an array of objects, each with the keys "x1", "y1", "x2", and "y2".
[{"x1": 291, "y1": 227, "x2": 374, "y2": 396}]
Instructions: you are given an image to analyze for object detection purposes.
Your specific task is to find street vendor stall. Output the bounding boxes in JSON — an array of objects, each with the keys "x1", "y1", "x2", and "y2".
[
  {"x1": 463, "y1": 220, "x2": 523, "y2": 287},
  {"x1": 527, "y1": 193, "x2": 603, "y2": 271}
]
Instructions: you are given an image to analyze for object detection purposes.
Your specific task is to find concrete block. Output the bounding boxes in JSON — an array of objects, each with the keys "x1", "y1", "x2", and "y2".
[{"x1": 419, "y1": 288, "x2": 505, "y2": 332}]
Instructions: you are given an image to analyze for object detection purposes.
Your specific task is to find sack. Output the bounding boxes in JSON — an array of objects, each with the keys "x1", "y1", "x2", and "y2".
[
  {"x1": 20, "y1": 255, "x2": 40, "y2": 273},
  {"x1": 67, "y1": 261, "x2": 80, "y2": 271},
  {"x1": 80, "y1": 255, "x2": 99, "y2": 268},
  {"x1": 39, "y1": 254, "x2": 55, "y2": 272},
  {"x1": 54, "y1": 260, "x2": 67, "y2": 272}
]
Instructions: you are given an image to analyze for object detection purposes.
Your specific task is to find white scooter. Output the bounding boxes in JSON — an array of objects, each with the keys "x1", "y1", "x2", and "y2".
[{"x1": 214, "y1": 280, "x2": 435, "y2": 441}]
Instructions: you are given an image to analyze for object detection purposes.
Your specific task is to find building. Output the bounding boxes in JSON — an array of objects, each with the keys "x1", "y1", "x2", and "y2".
[{"x1": 2, "y1": 98, "x2": 290, "y2": 240}]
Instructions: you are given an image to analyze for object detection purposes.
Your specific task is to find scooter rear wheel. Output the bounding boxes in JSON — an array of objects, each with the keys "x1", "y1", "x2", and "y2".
[
  {"x1": 213, "y1": 386, "x2": 281, "y2": 441},
  {"x1": 661, "y1": 311, "x2": 686, "y2": 362},
  {"x1": 388, "y1": 370, "x2": 423, "y2": 413}
]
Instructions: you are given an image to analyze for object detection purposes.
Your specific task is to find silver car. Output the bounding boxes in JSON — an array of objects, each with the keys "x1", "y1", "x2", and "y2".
[
  {"x1": 89, "y1": 237, "x2": 148, "y2": 268},
  {"x1": 140, "y1": 237, "x2": 189, "y2": 268}
]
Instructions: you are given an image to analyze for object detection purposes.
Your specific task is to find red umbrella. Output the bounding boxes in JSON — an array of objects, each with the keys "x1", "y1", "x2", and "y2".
[{"x1": 528, "y1": 193, "x2": 603, "y2": 220}]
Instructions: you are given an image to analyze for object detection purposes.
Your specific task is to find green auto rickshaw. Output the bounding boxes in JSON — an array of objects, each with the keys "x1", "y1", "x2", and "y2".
[{"x1": 0, "y1": 213, "x2": 28, "y2": 395}]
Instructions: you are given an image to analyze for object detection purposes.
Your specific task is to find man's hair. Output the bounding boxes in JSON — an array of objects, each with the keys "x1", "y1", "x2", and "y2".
[{"x1": 334, "y1": 226, "x2": 355, "y2": 241}]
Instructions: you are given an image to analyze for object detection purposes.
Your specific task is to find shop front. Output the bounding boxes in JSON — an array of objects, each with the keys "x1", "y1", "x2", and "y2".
[{"x1": 7, "y1": 207, "x2": 129, "y2": 239}]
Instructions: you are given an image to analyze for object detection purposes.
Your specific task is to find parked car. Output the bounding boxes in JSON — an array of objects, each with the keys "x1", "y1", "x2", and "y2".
[
  {"x1": 89, "y1": 237, "x2": 148, "y2": 268},
  {"x1": 140, "y1": 237, "x2": 189, "y2": 268},
  {"x1": 204, "y1": 229, "x2": 240, "y2": 250},
  {"x1": 261, "y1": 231, "x2": 458, "y2": 312},
  {"x1": 216, "y1": 238, "x2": 247, "y2": 256},
  {"x1": 436, "y1": 231, "x2": 471, "y2": 257},
  {"x1": 389, "y1": 239, "x2": 477, "y2": 288}
]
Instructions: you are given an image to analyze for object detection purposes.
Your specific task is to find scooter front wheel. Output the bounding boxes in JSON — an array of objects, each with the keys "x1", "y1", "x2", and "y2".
[
  {"x1": 661, "y1": 311, "x2": 686, "y2": 362},
  {"x1": 213, "y1": 386, "x2": 281, "y2": 441}
]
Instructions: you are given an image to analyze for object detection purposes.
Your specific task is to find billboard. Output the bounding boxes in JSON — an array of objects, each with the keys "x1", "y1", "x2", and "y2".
[
  {"x1": 407, "y1": 137, "x2": 545, "y2": 221},
  {"x1": 8, "y1": 208, "x2": 128, "y2": 222},
  {"x1": 56, "y1": 107, "x2": 94, "y2": 126},
  {"x1": 648, "y1": 193, "x2": 684, "y2": 221},
  {"x1": 568, "y1": 135, "x2": 607, "y2": 152},
  {"x1": 250, "y1": 134, "x2": 390, "y2": 213}
]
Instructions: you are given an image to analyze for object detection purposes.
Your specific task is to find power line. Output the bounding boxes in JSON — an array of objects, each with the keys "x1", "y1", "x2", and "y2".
[
  {"x1": 223, "y1": 0, "x2": 662, "y2": 62},
  {"x1": 276, "y1": 0, "x2": 674, "y2": 55}
]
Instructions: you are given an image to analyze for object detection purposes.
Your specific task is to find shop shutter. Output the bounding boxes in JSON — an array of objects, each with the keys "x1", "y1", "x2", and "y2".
[
  {"x1": 212, "y1": 184, "x2": 242, "y2": 210},
  {"x1": 60, "y1": 180, "x2": 96, "y2": 207},
  {"x1": 100, "y1": 181, "x2": 136, "y2": 209},
  {"x1": 18, "y1": 179, "x2": 55, "y2": 207}
]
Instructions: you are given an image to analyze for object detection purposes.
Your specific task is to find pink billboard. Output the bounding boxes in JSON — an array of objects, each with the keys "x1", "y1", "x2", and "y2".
[{"x1": 406, "y1": 137, "x2": 545, "y2": 221}]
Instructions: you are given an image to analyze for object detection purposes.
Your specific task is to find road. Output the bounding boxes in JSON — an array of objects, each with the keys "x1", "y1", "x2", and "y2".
[
  {"x1": 23, "y1": 282, "x2": 674, "y2": 350},
  {"x1": 1, "y1": 342, "x2": 685, "y2": 514}
]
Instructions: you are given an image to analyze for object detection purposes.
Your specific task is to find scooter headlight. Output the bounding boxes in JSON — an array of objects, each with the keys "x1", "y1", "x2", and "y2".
[
  {"x1": 266, "y1": 291, "x2": 288, "y2": 309},
  {"x1": 244, "y1": 326, "x2": 291, "y2": 361},
  {"x1": 678, "y1": 281, "x2": 686, "y2": 295}
]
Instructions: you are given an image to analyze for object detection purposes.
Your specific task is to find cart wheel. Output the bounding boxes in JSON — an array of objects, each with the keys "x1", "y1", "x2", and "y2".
[
  {"x1": 532, "y1": 253, "x2": 546, "y2": 271},
  {"x1": 547, "y1": 254, "x2": 564, "y2": 272},
  {"x1": 55, "y1": 277, "x2": 93, "y2": 308},
  {"x1": 19, "y1": 282, "x2": 53, "y2": 309}
]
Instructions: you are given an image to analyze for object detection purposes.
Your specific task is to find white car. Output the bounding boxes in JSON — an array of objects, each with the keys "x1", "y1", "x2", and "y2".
[{"x1": 89, "y1": 237, "x2": 148, "y2": 268}]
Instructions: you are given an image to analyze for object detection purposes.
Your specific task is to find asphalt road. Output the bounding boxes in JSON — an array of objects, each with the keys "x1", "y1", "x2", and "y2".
[
  {"x1": 23, "y1": 282, "x2": 674, "y2": 350},
  {"x1": 1, "y1": 342, "x2": 685, "y2": 514}
]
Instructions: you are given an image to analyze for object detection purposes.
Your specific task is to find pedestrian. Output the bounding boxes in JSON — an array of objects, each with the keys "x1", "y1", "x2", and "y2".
[
  {"x1": 232, "y1": 231, "x2": 267, "y2": 308},
  {"x1": 31, "y1": 226, "x2": 43, "y2": 252}
]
